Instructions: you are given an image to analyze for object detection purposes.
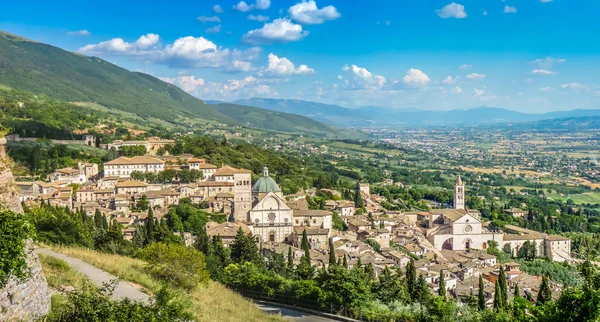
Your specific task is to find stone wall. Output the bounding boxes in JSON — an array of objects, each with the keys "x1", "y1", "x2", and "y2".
[
  {"x1": 0, "y1": 241, "x2": 50, "y2": 321},
  {"x1": 0, "y1": 137, "x2": 50, "y2": 320}
]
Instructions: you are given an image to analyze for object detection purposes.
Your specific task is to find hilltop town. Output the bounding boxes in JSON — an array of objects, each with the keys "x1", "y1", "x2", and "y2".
[{"x1": 13, "y1": 134, "x2": 574, "y2": 307}]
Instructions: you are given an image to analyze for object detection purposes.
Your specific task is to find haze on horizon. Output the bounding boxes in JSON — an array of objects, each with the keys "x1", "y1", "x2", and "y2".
[{"x1": 1, "y1": 0, "x2": 598, "y2": 113}]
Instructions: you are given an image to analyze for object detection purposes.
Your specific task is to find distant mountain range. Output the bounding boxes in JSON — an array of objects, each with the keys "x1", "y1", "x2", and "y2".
[
  {"x1": 231, "y1": 98, "x2": 600, "y2": 128},
  {"x1": 0, "y1": 31, "x2": 362, "y2": 139}
]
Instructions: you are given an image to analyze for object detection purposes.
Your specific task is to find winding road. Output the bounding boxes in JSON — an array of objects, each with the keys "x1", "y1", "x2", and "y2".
[{"x1": 36, "y1": 248, "x2": 338, "y2": 321}]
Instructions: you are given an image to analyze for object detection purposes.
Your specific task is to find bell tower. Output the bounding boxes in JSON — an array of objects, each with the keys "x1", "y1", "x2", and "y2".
[{"x1": 454, "y1": 175, "x2": 465, "y2": 210}]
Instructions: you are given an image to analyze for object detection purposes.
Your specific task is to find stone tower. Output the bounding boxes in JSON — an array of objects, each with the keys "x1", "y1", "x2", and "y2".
[
  {"x1": 454, "y1": 175, "x2": 465, "y2": 210},
  {"x1": 233, "y1": 171, "x2": 252, "y2": 222}
]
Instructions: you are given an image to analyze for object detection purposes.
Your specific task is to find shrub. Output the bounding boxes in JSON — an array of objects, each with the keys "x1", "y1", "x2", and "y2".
[
  {"x1": 0, "y1": 209, "x2": 34, "y2": 286},
  {"x1": 140, "y1": 243, "x2": 209, "y2": 290}
]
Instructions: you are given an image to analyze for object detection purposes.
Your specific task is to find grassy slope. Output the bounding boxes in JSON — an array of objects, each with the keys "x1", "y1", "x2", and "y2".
[
  {"x1": 213, "y1": 103, "x2": 367, "y2": 139},
  {"x1": 0, "y1": 31, "x2": 232, "y2": 123},
  {"x1": 47, "y1": 246, "x2": 284, "y2": 322}
]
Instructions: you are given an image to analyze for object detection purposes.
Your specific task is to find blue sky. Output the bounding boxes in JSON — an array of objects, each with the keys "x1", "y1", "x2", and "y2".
[{"x1": 1, "y1": 0, "x2": 599, "y2": 113}]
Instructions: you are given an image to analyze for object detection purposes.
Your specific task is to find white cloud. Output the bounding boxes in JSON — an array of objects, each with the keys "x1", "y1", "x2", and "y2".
[
  {"x1": 242, "y1": 18, "x2": 309, "y2": 45},
  {"x1": 474, "y1": 88, "x2": 485, "y2": 96},
  {"x1": 212, "y1": 4, "x2": 223, "y2": 13},
  {"x1": 233, "y1": 1, "x2": 253, "y2": 12},
  {"x1": 385, "y1": 20, "x2": 391, "y2": 25},
  {"x1": 255, "y1": 0, "x2": 270, "y2": 10},
  {"x1": 79, "y1": 33, "x2": 160, "y2": 53},
  {"x1": 451, "y1": 86, "x2": 463, "y2": 94},
  {"x1": 80, "y1": 34, "x2": 261, "y2": 71},
  {"x1": 531, "y1": 56, "x2": 566, "y2": 68},
  {"x1": 524, "y1": 78, "x2": 534, "y2": 84},
  {"x1": 175, "y1": 75, "x2": 205, "y2": 92},
  {"x1": 403, "y1": 69, "x2": 431, "y2": 87},
  {"x1": 205, "y1": 25, "x2": 222, "y2": 33},
  {"x1": 482, "y1": 10, "x2": 488, "y2": 16},
  {"x1": 540, "y1": 0, "x2": 553, "y2": 3},
  {"x1": 248, "y1": 14, "x2": 270, "y2": 22},
  {"x1": 67, "y1": 30, "x2": 90, "y2": 36},
  {"x1": 467, "y1": 73, "x2": 486, "y2": 80},
  {"x1": 531, "y1": 69, "x2": 555, "y2": 75},
  {"x1": 562, "y1": 82, "x2": 583, "y2": 89},
  {"x1": 436, "y1": 3, "x2": 467, "y2": 19},
  {"x1": 540, "y1": 87, "x2": 552, "y2": 91},
  {"x1": 460, "y1": 64, "x2": 472, "y2": 69},
  {"x1": 442, "y1": 76, "x2": 455, "y2": 84},
  {"x1": 197, "y1": 16, "x2": 221, "y2": 23},
  {"x1": 233, "y1": 0, "x2": 270, "y2": 12},
  {"x1": 288, "y1": 0, "x2": 341, "y2": 25},
  {"x1": 227, "y1": 60, "x2": 254, "y2": 73},
  {"x1": 504, "y1": 6, "x2": 517, "y2": 13},
  {"x1": 336, "y1": 75, "x2": 343, "y2": 80},
  {"x1": 258, "y1": 53, "x2": 315, "y2": 77},
  {"x1": 341, "y1": 64, "x2": 386, "y2": 90}
]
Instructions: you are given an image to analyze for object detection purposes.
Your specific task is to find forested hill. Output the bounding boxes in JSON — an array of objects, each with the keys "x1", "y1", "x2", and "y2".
[
  {"x1": 0, "y1": 31, "x2": 359, "y2": 138},
  {"x1": 211, "y1": 103, "x2": 365, "y2": 139},
  {"x1": 0, "y1": 32, "x2": 232, "y2": 123}
]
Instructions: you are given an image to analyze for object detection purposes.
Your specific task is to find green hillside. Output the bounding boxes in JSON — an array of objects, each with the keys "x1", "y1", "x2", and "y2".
[
  {"x1": 212, "y1": 103, "x2": 366, "y2": 139},
  {"x1": 0, "y1": 31, "x2": 231, "y2": 123}
]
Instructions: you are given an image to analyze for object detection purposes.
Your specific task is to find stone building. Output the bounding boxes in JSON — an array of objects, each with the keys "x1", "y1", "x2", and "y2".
[
  {"x1": 454, "y1": 175, "x2": 465, "y2": 210},
  {"x1": 104, "y1": 155, "x2": 165, "y2": 178}
]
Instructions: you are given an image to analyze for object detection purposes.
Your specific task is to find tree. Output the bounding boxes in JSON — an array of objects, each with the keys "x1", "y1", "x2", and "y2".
[
  {"x1": 296, "y1": 231, "x2": 315, "y2": 280},
  {"x1": 0, "y1": 209, "x2": 35, "y2": 286},
  {"x1": 301, "y1": 229, "x2": 310, "y2": 251},
  {"x1": 493, "y1": 280, "x2": 502, "y2": 310},
  {"x1": 354, "y1": 182, "x2": 364, "y2": 208},
  {"x1": 376, "y1": 266, "x2": 407, "y2": 304},
  {"x1": 194, "y1": 226, "x2": 210, "y2": 255},
  {"x1": 498, "y1": 266, "x2": 508, "y2": 308},
  {"x1": 146, "y1": 208, "x2": 155, "y2": 244},
  {"x1": 406, "y1": 258, "x2": 417, "y2": 301},
  {"x1": 514, "y1": 284, "x2": 520, "y2": 298},
  {"x1": 415, "y1": 273, "x2": 430, "y2": 304},
  {"x1": 230, "y1": 228, "x2": 259, "y2": 264},
  {"x1": 478, "y1": 274, "x2": 486, "y2": 311},
  {"x1": 537, "y1": 274, "x2": 552, "y2": 306},
  {"x1": 328, "y1": 238, "x2": 336, "y2": 266},
  {"x1": 438, "y1": 270, "x2": 446, "y2": 299},
  {"x1": 140, "y1": 243, "x2": 209, "y2": 290}
]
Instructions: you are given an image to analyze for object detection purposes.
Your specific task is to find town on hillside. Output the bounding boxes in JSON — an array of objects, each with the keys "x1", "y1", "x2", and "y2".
[{"x1": 15, "y1": 136, "x2": 573, "y2": 307}]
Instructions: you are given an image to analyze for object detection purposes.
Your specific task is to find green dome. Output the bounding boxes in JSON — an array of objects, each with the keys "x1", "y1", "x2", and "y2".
[{"x1": 252, "y1": 166, "x2": 281, "y2": 193}]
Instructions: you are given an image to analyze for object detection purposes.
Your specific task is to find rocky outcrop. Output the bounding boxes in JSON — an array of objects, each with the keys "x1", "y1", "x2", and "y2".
[
  {"x1": 0, "y1": 137, "x2": 22, "y2": 213},
  {"x1": 0, "y1": 241, "x2": 50, "y2": 320},
  {"x1": 0, "y1": 137, "x2": 49, "y2": 320}
]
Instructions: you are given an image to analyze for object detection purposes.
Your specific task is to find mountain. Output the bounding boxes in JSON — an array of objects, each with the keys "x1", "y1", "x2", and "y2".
[
  {"x1": 235, "y1": 97, "x2": 600, "y2": 127},
  {"x1": 0, "y1": 31, "x2": 359, "y2": 138},
  {"x1": 234, "y1": 98, "x2": 363, "y2": 127},
  {"x1": 0, "y1": 31, "x2": 231, "y2": 123},
  {"x1": 514, "y1": 115, "x2": 600, "y2": 131},
  {"x1": 211, "y1": 103, "x2": 365, "y2": 139}
]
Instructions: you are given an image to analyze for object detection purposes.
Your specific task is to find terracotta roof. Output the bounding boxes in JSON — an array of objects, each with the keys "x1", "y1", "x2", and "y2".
[
  {"x1": 188, "y1": 158, "x2": 205, "y2": 163},
  {"x1": 105, "y1": 156, "x2": 164, "y2": 165},
  {"x1": 206, "y1": 222, "x2": 250, "y2": 238},
  {"x1": 430, "y1": 209, "x2": 469, "y2": 221},
  {"x1": 293, "y1": 226, "x2": 330, "y2": 235},
  {"x1": 198, "y1": 163, "x2": 217, "y2": 169},
  {"x1": 546, "y1": 234, "x2": 570, "y2": 241},
  {"x1": 503, "y1": 233, "x2": 544, "y2": 241},
  {"x1": 293, "y1": 210, "x2": 332, "y2": 217},
  {"x1": 198, "y1": 181, "x2": 234, "y2": 187},
  {"x1": 115, "y1": 180, "x2": 148, "y2": 188},
  {"x1": 213, "y1": 165, "x2": 252, "y2": 176}
]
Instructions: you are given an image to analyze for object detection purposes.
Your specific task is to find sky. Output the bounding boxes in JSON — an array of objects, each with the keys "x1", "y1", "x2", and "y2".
[{"x1": 1, "y1": 0, "x2": 599, "y2": 113}]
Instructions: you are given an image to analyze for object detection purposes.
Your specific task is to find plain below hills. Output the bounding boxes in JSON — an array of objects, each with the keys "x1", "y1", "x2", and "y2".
[{"x1": 0, "y1": 31, "x2": 361, "y2": 139}]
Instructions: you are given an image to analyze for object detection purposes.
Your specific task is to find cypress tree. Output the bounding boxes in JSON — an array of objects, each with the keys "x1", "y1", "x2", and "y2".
[
  {"x1": 328, "y1": 238, "x2": 336, "y2": 266},
  {"x1": 343, "y1": 254, "x2": 348, "y2": 268},
  {"x1": 301, "y1": 229, "x2": 310, "y2": 251},
  {"x1": 406, "y1": 258, "x2": 417, "y2": 301},
  {"x1": 354, "y1": 181, "x2": 364, "y2": 208},
  {"x1": 498, "y1": 266, "x2": 508, "y2": 308},
  {"x1": 478, "y1": 274, "x2": 486, "y2": 311},
  {"x1": 514, "y1": 284, "x2": 520, "y2": 298},
  {"x1": 416, "y1": 273, "x2": 430, "y2": 303},
  {"x1": 438, "y1": 270, "x2": 446, "y2": 299},
  {"x1": 288, "y1": 246, "x2": 294, "y2": 271},
  {"x1": 493, "y1": 280, "x2": 502, "y2": 310},
  {"x1": 146, "y1": 208, "x2": 155, "y2": 243},
  {"x1": 194, "y1": 226, "x2": 211, "y2": 254},
  {"x1": 537, "y1": 275, "x2": 552, "y2": 306}
]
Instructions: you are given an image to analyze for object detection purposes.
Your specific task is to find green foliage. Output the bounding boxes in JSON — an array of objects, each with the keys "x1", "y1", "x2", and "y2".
[
  {"x1": 537, "y1": 275, "x2": 552, "y2": 306},
  {"x1": 332, "y1": 212, "x2": 347, "y2": 231},
  {"x1": 140, "y1": 243, "x2": 209, "y2": 291},
  {"x1": 45, "y1": 281, "x2": 192, "y2": 321},
  {"x1": 0, "y1": 209, "x2": 35, "y2": 286},
  {"x1": 26, "y1": 204, "x2": 94, "y2": 248},
  {"x1": 366, "y1": 239, "x2": 381, "y2": 252},
  {"x1": 230, "y1": 228, "x2": 260, "y2": 265}
]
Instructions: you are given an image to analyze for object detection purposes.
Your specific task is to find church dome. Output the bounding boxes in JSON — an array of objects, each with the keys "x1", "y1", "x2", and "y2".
[{"x1": 252, "y1": 166, "x2": 281, "y2": 193}]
